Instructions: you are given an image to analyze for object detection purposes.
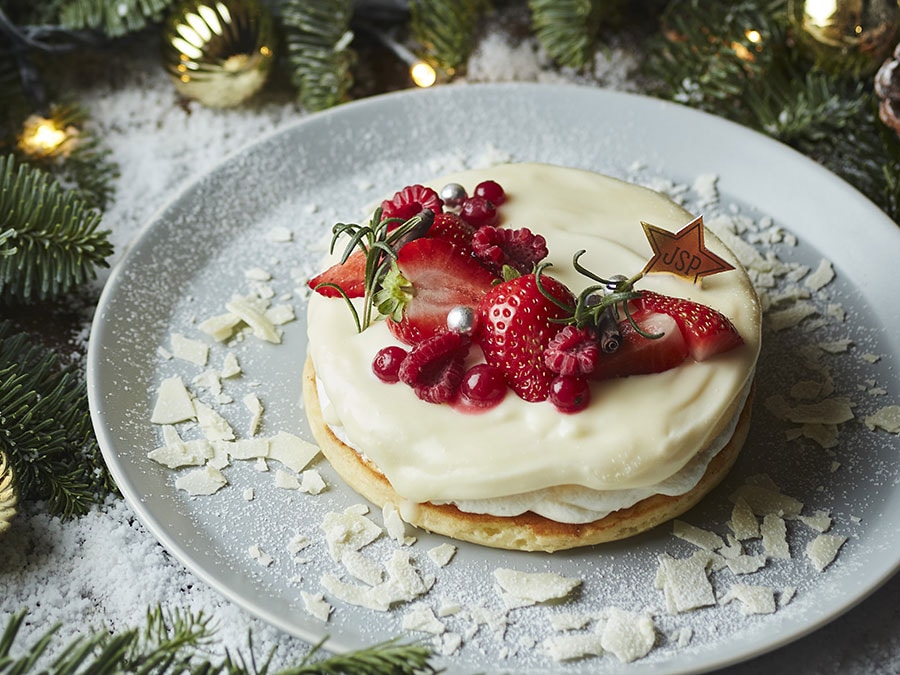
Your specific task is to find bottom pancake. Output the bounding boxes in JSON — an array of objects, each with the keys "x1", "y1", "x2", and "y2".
[{"x1": 303, "y1": 356, "x2": 753, "y2": 553}]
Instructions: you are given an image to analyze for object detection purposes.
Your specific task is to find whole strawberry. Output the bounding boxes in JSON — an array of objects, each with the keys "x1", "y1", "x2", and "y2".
[{"x1": 477, "y1": 270, "x2": 575, "y2": 402}]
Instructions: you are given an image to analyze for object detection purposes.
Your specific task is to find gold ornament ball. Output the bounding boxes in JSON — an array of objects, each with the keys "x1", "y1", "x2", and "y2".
[
  {"x1": 0, "y1": 450, "x2": 17, "y2": 537},
  {"x1": 162, "y1": 0, "x2": 277, "y2": 107},
  {"x1": 789, "y1": 0, "x2": 900, "y2": 76}
]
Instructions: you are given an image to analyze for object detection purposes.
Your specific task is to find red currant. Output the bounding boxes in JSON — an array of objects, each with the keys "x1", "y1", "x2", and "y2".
[
  {"x1": 459, "y1": 196, "x2": 499, "y2": 228},
  {"x1": 458, "y1": 363, "x2": 506, "y2": 409},
  {"x1": 372, "y1": 345, "x2": 408, "y2": 383},
  {"x1": 474, "y1": 180, "x2": 506, "y2": 205},
  {"x1": 548, "y1": 375, "x2": 591, "y2": 413}
]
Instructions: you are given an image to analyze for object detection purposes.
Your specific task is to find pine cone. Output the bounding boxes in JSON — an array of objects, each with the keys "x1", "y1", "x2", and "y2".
[
  {"x1": 875, "y1": 42, "x2": 900, "y2": 135},
  {"x1": 0, "y1": 450, "x2": 16, "y2": 536}
]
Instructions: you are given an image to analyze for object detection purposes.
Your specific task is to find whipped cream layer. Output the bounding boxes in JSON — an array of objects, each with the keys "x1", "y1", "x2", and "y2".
[{"x1": 307, "y1": 163, "x2": 761, "y2": 508}]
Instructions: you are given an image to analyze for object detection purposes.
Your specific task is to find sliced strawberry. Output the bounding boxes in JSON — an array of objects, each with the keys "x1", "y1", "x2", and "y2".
[
  {"x1": 381, "y1": 184, "x2": 443, "y2": 223},
  {"x1": 307, "y1": 249, "x2": 367, "y2": 298},
  {"x1": 590, "y1": 310, "x2": 689, "y2": 380},
  {"x1": 428, "y1": 212, "x2": 476, "y2": 253},
  {"x1": 398, "y1": 331, "x2": 470, "y2": 403},
  {"x1": 476, "y1": 273, "x2": 575, "y2": 402},
  {"x1": 634, "y1": 290, "x2": 743, "y2": 361},
  {"x1": 377, "y1": 237, "x2": 498, "y2": 345}
]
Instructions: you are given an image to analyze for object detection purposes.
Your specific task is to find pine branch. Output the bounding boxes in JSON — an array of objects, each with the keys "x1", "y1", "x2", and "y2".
[
  {"x1": 527, "y1": 0, "x2": 621, "y2": 71},
  {"x1": 57, "y1": 0, "x2": 175, "y2": 38},
  {"x1": 0, "y1": 320, "x2": 116, "y2": 517},
  {"x1": 880, "y1": 155, "x2": 900, "y2": 222},
  {"x1": 409, "y1": 0, "x2": 491, "y2": 76},
  {"x1": 0, "y1": 608, "x2": 438, "y2": 675},
  {"x1": 743, "y1": 69, "x2": 900, "y2": 217},
  {"x1": 284, "y1": 638, "x2": 436, "y2": 675},
  {"x1": 0, "y1": 153, "x2": 113, "y2": 305},
  {"x1": 644, "y1": 0, "x2": 900, "y2": 222},
  {"x1": 281, "y1": 0, "x2": 356, "y2": 112},
  {"x1": 0, "y1": 608, "x2": 215, "y2": 674},
  {"x1": 644, "y1": 0, "x2": 786, "y2": 121}
]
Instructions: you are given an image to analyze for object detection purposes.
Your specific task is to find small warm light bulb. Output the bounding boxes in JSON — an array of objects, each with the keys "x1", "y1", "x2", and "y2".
[
  {"x1": 745, "y1": 29, "x2": 762, "y2": 44},
  {"x1": 804, "y1": 0, "x2": 839, "y2": 25},
  {"x1": 410, "y1": 61, "x2": 436, "y2": 88},
  {"x1": 18, "y1": 116, "x2": 76, "y2": 159},
  {"x1": 731, "y1": 41, "x2": 755, "y2": 61}
]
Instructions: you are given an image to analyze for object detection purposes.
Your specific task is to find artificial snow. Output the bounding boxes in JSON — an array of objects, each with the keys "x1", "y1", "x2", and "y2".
[{"x1": 5, "y1": 25, "x2": 900, "y2": 675}]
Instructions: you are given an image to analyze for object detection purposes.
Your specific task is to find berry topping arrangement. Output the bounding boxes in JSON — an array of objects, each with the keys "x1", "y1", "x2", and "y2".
[{"x1": 308, "y1": 178, "x2": 744, "y2": 414}]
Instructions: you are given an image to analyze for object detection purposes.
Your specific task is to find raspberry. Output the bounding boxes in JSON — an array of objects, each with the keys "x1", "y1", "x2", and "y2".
[
  {"x1": 548, "y1": 375, "x2": 591, "y2": 413},
  {"x1": 474, "y1": 180, "x2": 506, "y2": 205},
  {"x1": 543, "y1": 326, "x2": 599, "y2": 376},
  {"x1": 459, "y1": 196, "x2": 499, "y2": 228},
  {"x1": 458, "y1": 363, "x2": 506, "y2": 409},
  {"x1": 398, "y1": 331, "x2": 470, "y2": 403},
  {"x1": 471, "y1": 225, "x2": 549, "y2": 275},
  {"x1": 372, "y1": 345, "x2": 408, "y2": 383},
  {"x1": 381, "y1": 184, "x2": 443, "y2": 223}
]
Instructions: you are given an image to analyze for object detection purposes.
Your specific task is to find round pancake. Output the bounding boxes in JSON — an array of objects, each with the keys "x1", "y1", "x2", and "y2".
[{"x1": 303, "y1": 356, "x2": 754, "y2": 553}]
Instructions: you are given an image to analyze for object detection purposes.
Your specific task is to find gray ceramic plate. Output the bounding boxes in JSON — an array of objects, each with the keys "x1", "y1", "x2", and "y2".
[{"x1": 88, "y1": 83, "x2": 900, "y2": 674}]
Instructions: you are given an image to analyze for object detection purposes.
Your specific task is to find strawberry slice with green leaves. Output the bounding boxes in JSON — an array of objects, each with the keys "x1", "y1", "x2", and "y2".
[
  {"x1": 376, "y1": 237, "x2": 498, "y2": 345},
  {"x1": 633, "y1": 290, "x2": 743, "y2": 361},
  {"x1": 476, "y1": 270, "x2": 575, "y2": 402},
  {"x1": 308, "y1": 213, "x2": 476, "y2": 300}
]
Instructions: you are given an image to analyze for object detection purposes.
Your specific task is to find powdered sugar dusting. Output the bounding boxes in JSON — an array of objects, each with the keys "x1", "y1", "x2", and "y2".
[
  {"x1": 94, "y1": 144, "x2": 900, "y2": 671},
  {"x1": 5, "y1": 47, "x2": 900, "y2": 675}
]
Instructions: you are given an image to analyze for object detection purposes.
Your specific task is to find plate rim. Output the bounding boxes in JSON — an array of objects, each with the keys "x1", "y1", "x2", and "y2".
[{"x1": 87, "y1": 82, "x2": 900, "y2": 673}]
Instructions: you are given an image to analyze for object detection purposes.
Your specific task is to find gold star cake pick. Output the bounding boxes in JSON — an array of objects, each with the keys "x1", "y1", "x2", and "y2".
[{"x1": 641, "y1": 215, "x2": 734, "y2": 284}]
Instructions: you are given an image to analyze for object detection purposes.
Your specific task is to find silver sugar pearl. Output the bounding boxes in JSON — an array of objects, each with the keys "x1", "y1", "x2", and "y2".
[
  {"x1": 606, "y1": 274, "x2": 627, "y2": 291},
  {"x1": 440, "y1": 182, "x2": 468, "y2": 209},
  {"x1": 447, "y1": 305, "x2": 476, "y2": 335},
  {"x1": 586, "y1": 275, "x2": 628, "y2": 306}
]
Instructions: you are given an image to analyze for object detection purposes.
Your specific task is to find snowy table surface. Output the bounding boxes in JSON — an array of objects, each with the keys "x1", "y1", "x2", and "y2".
[{"x1": 2, "y1": 38, "x2": 899, "y2": 675}]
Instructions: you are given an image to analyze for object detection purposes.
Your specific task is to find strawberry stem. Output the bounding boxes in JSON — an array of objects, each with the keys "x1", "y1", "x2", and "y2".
[{"x1": 373, "y1": 263, "x2": 413, "y2": 322}]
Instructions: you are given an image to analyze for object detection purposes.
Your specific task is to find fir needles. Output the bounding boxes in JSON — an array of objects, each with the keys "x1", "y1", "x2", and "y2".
[
  {"x1": 643, "y1": 0, "x2": 900, "y2": 222},
  {"x1": 0, "y1": 320, "x2": 116, "y2": 517},
  {"x1": 0, "y1": 153, "x2": 113, "y2": 306},
  {"x1": 0, "y1": 608, "x2": 438, "y2": 675}
]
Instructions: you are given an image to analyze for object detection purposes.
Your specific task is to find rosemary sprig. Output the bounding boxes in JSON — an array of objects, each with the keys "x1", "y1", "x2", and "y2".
[
  {"x1": 316, "y1": 208, "x2": 435, "y2": 333},
  {"x1": 534, "y1": 251, "x2": 662, "y2": 341}
]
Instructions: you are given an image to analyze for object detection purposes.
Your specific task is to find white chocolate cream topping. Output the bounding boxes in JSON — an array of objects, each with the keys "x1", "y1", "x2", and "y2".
[{"x1": 306, "y1": 163, "x2": 761, "y2": 518}]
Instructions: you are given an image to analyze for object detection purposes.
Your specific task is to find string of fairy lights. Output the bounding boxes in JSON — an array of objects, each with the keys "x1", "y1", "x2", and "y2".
[
  {"x1": 5, "y1": 1, "x2": 439, "y2": 159},
  {"x1": 8, "y1": 0, "x2": 900, "y2": 158}
]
